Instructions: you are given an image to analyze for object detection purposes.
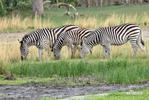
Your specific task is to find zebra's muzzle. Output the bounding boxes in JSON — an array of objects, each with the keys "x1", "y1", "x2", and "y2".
[{"x1": 21, "y1": 56, "x2": 24, "y2": 60}]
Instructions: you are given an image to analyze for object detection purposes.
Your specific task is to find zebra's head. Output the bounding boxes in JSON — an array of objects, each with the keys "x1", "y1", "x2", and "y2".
[
  {"x1": 19, "y1": 40, "x2": 29, "y2": 60},
  {"x1": 81, "y1": 38, "x2": 91, "y2": 58}
]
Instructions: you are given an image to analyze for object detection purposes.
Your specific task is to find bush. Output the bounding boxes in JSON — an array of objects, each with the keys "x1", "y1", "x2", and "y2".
[
  {"x1": 0, "y1": 0, "x2": 6, "y2": 16},
  {"x1": 1, "y1": 0, "x2": 32, "y2": 15},
  {"x1": 17, "y1": 0, "x2": 32, "y2": 10}
]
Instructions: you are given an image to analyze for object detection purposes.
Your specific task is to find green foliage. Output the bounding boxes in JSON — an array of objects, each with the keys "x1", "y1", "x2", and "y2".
[
  {"x1": 15, "y1": 0, "x2": 32, "y2": 10},
  {"x1": 0, "y1": 0, "x2": 6, "y2": 16},
  {"x1": 1, "y1": 0, "x2": 32, "y2": 15},
  {"x1": 0, "y1": 61, "x2": 6, "y2": 75},
  {"x1": 6, "y1": 59, "x2": 149, "y2": 84}
]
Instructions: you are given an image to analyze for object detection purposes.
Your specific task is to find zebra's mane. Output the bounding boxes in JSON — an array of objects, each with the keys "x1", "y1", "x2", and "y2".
[
  {"x1": 21, "y1": 28, "x2": 51, "y2": 42},
  {"x1": 21, "y1": 31, "x2": 36, "y2": 42}
]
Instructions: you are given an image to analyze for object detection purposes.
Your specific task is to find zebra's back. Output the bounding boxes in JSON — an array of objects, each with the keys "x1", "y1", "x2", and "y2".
[
  {"x1": 88, "y1": 23, "x2": 141, "y2": 46},
  {"x1": 53, "y1": 25, "x2": 80, "y2": 39},
  {"x1": 63, "y1": 28, "x2": 93, "y2": 45},
  {"x1": 54, "y1": 28, "x2": 93, "y2": 50}
]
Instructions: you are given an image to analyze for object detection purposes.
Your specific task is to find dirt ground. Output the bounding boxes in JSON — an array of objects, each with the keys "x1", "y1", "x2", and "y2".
[{"x1": 0, "y1": 83, "x2": 148, "y2": 100}]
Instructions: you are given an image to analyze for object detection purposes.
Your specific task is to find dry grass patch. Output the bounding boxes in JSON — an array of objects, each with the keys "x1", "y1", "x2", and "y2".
[
  {"x1": 0, "y1": 43, "x2": 20, "y2": 63},
  {"x1": 101, "y1": 14, "x2": 122, "y2": 27},
  {"x1": 99, "y1": 13, "x2": 149, "y2": 28},
  {"x1": 0, "y1": 41, "x2": 148, "y2": 63},
  {"x1": 0, "y1": 15, "x2": 54, "y2": 31},
  {"x1": 73, "y1": 17, "x2": 98, "y2": 29}
]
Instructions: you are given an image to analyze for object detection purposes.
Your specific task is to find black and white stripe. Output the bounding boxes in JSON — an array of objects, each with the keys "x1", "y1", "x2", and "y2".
[
  {"x1": 81, "y1": 23, "x2": 146, "y2": 58},
  {"x1": 19, "y1": 25, "x2": 79, "y2": 60},
  {"x1": 53, "y1": 28, "x2": 93, "y2": 59}
]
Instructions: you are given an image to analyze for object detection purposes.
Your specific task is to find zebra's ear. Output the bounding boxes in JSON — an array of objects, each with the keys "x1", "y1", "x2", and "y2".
[
  {"x1": 18, "y1": 39, "x2": 22, "y2": 44},
  {"x1": 18, "y1": 39, "x2": 21, "y2": 43}
]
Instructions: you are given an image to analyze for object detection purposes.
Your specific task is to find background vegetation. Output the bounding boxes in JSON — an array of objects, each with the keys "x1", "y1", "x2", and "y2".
[{"x1": 0, "y1": 4, "x2": 149, "y2": 32}]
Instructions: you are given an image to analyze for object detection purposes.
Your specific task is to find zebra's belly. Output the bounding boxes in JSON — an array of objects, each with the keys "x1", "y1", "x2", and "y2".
[{"x1": 111, "y1": 39, "x2": 128, "y2": 45}]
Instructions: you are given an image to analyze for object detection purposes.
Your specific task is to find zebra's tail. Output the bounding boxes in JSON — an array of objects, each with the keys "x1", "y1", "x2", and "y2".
[
  {"x1": 141, "y1": 38, "x2": 145, "y2": 46},
  {"x1": 140, "y1": 29, "x2": 145, "y2": 46}
]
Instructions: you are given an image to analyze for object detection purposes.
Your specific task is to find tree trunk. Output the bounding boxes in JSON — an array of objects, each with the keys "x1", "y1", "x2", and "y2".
[
  {"x1": 88, "y1": 0, "x2": 91, "y2": 7},
  {"x1": 126, "y1": 0, "x2": 130, "y2": 4},
  {"x1": 33, "y1": 0, "x2": 44, "y2": 15},
  {"x1": 56, "y1": 0, "x2": 59, "y2": 4},
  {"x1": 85, "y1": 0, "x2": 91, "y2": 8},
  {"x1": 138, "y1": 0, "x2": 143, "y2": 4},
  {"x1": 95, "y1": 0, "x2": 99, "y2": 6},
  {"x1": 107, "y1": 0, "x2": 113, "y2": 5},
  {"x1": 100, "y1": 0, "x2": 103, "y2": 7}
]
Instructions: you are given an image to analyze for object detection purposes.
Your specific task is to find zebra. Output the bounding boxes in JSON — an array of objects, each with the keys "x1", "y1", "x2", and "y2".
[
  {"x1": 19, "y1": 25, "x2": 80, "y2": 60},
  {"x1": 53, "y1": 28, "x2": 93, "y2": 60},
  {"x1": 81, "y1": 23, "x2": 146, "y2": 58}
]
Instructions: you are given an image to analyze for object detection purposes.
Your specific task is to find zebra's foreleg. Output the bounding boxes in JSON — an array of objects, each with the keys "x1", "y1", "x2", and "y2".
[
  {"x1": 102, "y1": 46, "x2": 107, "y2": 58},
  {"x1": 133, "y1": 46, "x2": 137, "y2": 58},
  {"x1": 71, "y1": 45, "x2": 76, "y2": 58},
  {"x1": 103, "y1": 44, "x2": 111, "y2": 59},
  {"x1": 47, "y1": 49, "x2": 50, "y2": 60},
  {"x1": 38, "y1": 48, "x2": 43, "y2": 61}
]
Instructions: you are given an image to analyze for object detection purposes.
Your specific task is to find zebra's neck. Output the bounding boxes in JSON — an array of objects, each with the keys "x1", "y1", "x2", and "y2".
[
  {"x1": 26, "y1": 41, "x2": 37, "y2": 47},
  {"x1": 23, "y1": 34, "x2": 39, "y2": 48}
]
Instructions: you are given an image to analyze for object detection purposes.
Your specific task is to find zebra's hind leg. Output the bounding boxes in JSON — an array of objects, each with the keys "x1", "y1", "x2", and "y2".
[
  {"x1": 47, "y1": 48, "x2": 50, "y2": 60},
  {"x1": 130, "y1": 40, "x2": 138, "y2": 58},
  {"x1": 71, "y1": 45, "x2": 76, "y2": 58},
  {"x1": 38, "y1": 48, "x2": 43, "y2": 61}
]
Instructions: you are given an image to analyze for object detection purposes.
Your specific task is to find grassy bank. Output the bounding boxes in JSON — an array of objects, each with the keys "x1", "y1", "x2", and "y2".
[
  {"x1": 0, "y1": 41, "x2": 148, "y2": 85},
  {"x1": 54, "y1": 87, "x2": 149, "y2": 100},
  {"x1": 0, "y1": 59, "x2": 148, "y2": 85},
  {"x1": 0, "y1": 4, "x2": 149, "y2": 32}
]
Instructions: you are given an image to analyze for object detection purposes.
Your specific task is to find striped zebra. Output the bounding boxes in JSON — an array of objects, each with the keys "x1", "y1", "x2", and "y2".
[
  {"x1": 53, "y1": 28, "x2": 93, "y2": 60},
  {"x1": 81, "y1": 23, "x2": 146, "y2": 58},
  {"x1": 19, "y1": 25, "x2": 79, "y2": 60}
]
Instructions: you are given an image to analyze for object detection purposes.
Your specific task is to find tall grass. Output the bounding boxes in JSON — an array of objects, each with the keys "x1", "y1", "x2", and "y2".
[
  {"x1": 0, "y1": 41, "x2": 148, "y2": 63},
  {"x1": 74, "y1": 17, "x2": 98, "y2": 29},
  {"x1": 7, "y1": 59, "x2": 149, "y2": 84},
  {"x1": 0, "y1": 13, "x2": 149, "y2": 32},
  {"x1": 0, "y1": 15, "x2": 54, "y2": 32}
]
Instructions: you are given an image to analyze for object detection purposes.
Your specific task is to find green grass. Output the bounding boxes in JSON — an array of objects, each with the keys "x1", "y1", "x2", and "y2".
[
  {"x1": 3, "y1": 59, "x2": 149, "y2": 84},
  {"x1": 83, "y1": 88, "x2": 149, "y2": 100},
  {"x1": 40, "y1": 87, "x2": 149, "y2": 100},
  {"x1": 39, "y1": 4, "x2": 149, "y2": 26}
]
